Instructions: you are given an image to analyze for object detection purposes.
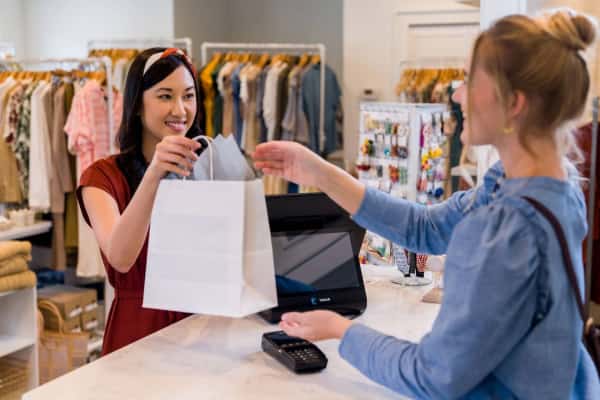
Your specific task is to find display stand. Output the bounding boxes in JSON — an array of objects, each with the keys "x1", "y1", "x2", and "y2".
[{"x1": 357, "y1": 102, "x2": 446, "y2": 286}]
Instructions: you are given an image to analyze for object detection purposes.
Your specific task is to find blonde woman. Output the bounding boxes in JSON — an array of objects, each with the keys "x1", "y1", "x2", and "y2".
[{"x1": 254, "y1": 10, "x2": 600, "y2": 399}]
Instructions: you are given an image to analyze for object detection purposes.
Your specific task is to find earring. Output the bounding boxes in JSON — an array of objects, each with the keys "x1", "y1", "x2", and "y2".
[{"x1": 503, "y1": 126, "x2": 514, "y2": 135}]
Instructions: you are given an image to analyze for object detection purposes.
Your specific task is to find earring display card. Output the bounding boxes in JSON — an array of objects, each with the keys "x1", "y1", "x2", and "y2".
[
  {"x1": 417, "y1": 112, "x2": 449, "y2": 205},
  {"x1": 357, "y1": 102, "x2": 446, "y2": 269},
  {"x1": 357, "y1": 103, "x2": 413, "y2": 268},
  {"x1": 358, "y1": 106, "x2": 411, "y2": 200}
]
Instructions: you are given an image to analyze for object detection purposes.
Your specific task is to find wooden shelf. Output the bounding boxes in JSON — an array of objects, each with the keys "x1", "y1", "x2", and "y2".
[
  {"x1": 0, "y1": 336, "x2": 35, "y2": 359},
  {"x1": 0, "y1": 221, "x2": 52, "y2": 241}
]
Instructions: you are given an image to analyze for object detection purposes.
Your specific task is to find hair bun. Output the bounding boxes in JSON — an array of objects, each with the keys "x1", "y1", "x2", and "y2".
[{"x1": 539, "y1": 8, "x2": 597, "y2": 51}]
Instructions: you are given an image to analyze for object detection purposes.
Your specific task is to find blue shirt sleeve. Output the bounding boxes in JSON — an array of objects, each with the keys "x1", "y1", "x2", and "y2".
[
  {"x1": 352, "y1": 186, "x2": 476, "y2": 254},
  {"x1": 340, "y1": 202, "x2": 540, "y2": 399}
]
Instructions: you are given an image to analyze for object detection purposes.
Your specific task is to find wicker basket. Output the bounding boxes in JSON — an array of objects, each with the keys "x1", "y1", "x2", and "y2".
[
  {"x1": 38, "y1": 300, "x2": 89, "y2": 384},
  {"x1": 0, "y1": 357, "x2": 28, "y2": 400}
]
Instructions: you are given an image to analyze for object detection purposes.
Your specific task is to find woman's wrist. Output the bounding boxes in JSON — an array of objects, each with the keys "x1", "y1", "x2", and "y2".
[
  {"x1": 333, "y1": 317, "x2": 353, "y2": 339},
  {"x1": 143, "y1": 166, "x2": 162, "y2": 187},
  {"x1": 317, "y1": 159, "x2": 341, "y2": 193}
]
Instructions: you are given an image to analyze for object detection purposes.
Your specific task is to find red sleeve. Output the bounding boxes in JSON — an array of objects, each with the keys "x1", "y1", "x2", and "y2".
[{"x1": 76, "y1": 159, "x2": 119, "y2": 228}]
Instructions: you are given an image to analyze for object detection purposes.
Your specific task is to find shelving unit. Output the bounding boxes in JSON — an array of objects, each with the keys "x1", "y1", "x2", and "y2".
[
  {"x1": 0, "y1": 287, "x2": 39, "y2": 393},
  {"x1": 87, "y1": 334, "x2": 103, "y2": 354},
  {"x1": 0, "y1": 221, "x2": 52, "y2": 241}
]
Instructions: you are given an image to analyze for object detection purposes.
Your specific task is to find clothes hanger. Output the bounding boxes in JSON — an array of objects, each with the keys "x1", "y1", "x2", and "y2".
[
  {"x1": 240, "y1": 52, "x2": 251, "y2": 63},
  {"x1": 257, "y1": 53, "x2": 270, "y2": 68},
  {"x1": 298, "y1": 53, "x2": 309, "y2": 68}
]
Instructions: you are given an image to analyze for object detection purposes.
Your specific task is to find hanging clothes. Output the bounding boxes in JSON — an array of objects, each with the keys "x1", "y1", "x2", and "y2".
[
  {"x1": 200, "y1": 56, "x2": 221, "y2": 137},
  {"x1": 240, "y1": 64, "x2": 262, "y2": 153},
  {"x1": 196, "y1": 52, "x2": 343, "y2": 195},
  {"x1": 281, "y1": 65, "x2": 310, "y2": 145},
  {"x1": 256, "y1": 65, "x2": 269, "y2": 144},
  {"x1": 0, "y1": 77, "x2": 23, "y2": 203},
  {"x1": 212, "y1": 61, "x2": 225, "y2": 136},
  {"x1": 65, "y1": 79, "x2": 122, "y2": 174},
  {"x1": 4, "y1": 83, "x2": 27, "y2": 196},
  {"x1": 49, "y1": 81, "x2": 75, "y2": 270},
  {"x1": 217, "y1": 61, "x2": 238, "y2": 137},
  {"x1": 301, "y1": 63, "x2": 341, "y2": 156},
  {"x1": 63, "y1": 81, "x2": 79, "y2": 251},
  {"x1": 50, "y1": 82, "x2": 74, "y2": 213},
  {"x1": 263, "y1": 62, "x2": 287, "y2": 141},
  {"x1": 231, "y1": 63, "x2": 244, "y2": 146},
  {"x1": 274, "y1": 62, "x2": 292, "y2": 141},
  {"x1": 28, "y1": 81, "x2": 53, "y2": 210},
  {"x1": 65, "y1": 79, "x2": 123, "y2": 278},
  {"x1": 112, "y1": 58, "x2": 129, "y2": 93}
]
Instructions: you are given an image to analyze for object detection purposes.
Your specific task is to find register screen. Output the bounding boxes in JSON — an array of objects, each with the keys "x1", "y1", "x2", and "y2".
[{"x1": 271, "y1": 231, "x2": 360, "y2": 295}]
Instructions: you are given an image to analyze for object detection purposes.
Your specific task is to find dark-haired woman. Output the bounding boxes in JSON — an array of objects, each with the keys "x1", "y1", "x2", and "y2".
[{"x1": 77, "y1": 48, "x2": 202, "y2": 355}]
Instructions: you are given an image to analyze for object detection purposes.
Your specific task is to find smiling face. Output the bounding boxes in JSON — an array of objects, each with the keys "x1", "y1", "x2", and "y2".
[{"x1": 140, "y1": 65, "x2": 197, "y2": 142}]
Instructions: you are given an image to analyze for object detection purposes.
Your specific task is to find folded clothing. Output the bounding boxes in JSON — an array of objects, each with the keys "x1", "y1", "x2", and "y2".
[
  {"x1": 0, "y1": 270, "x2": 37, "y2": 293},
  {"x1": 0, "y1": 255, "x2": 29, "y2": 278},
  {"x1": 0, "y1": 241, "x2": 32, "y2": 263}
]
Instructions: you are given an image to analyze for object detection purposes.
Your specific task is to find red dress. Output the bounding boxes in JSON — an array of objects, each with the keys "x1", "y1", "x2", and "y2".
[{"x1": 77, "y1": 156, "x2": 189, "y2": 355}]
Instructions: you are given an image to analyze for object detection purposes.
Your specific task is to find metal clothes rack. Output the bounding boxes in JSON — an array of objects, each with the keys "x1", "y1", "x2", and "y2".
[
  {"x1": 87, "y1": 37, "x2": 193, "y2": 57},
  {"x1": 15, "y1": 57, "x2": 116, "y2": 154},
  {"x1": 201, "y1": 42, "x2": 326, "y2": 152},
  {"x1": 586, "y1": 96, "x2": 599, "y2": 315},
  {"x1": 398, "y1": 56, "x2": 466, "y2": 70}
]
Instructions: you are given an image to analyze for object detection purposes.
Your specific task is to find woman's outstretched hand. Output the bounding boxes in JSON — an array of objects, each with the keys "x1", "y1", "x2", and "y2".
[
  {"x1": 252, "y1": 141, "x2": 327, "y2": 189},
  {"x1": 279, "y1": 310, "x2": 353, "y2": 341}
]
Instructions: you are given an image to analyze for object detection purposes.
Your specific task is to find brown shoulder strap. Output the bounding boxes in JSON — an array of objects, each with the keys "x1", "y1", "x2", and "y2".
[{"x1": 522, "y1": 196, "x2": 587, "y2": 323}]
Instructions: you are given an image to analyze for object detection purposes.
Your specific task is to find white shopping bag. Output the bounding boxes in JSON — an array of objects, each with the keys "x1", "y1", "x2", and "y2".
[{"x1": 143, "y1": 136, "x2": 277, "y2": 317}]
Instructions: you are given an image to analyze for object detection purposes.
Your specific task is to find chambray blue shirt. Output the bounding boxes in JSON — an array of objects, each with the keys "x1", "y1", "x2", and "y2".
[{"x1": 341, "y1": 162, "x2": 600, "y2": 399}]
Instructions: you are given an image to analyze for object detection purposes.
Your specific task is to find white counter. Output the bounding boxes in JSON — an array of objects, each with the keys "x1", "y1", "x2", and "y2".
[{"x1": 24, "y1": 266, "x2": 440, "y2": 400}]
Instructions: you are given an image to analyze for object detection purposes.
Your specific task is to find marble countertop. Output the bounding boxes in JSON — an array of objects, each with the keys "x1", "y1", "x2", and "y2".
[{"x1": 24, "y1": 266, "x2": 440, "y2": 400}]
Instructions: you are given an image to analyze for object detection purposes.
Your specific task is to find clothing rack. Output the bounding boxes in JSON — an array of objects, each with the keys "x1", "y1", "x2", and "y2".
[
  {"x1": 201, "y1": 42, "x2": 326, "y2": 151},
  {"x1": 398, "y1": 56, "x2": 466, "y2": 70},
  {"x1": 14, "y1": 56, "x2": 116, "y2": 154},
  {"x1": 87, "y1": 37, "x2": 193, "y2": 57},
  {"x1": 586, "y1": 96, "x2": 599, "y2": 315}
]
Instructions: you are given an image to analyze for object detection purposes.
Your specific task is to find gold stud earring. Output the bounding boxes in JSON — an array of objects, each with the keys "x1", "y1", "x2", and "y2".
[{"x1": 503, "y1": 126, "x2": 514, "y2": 135}]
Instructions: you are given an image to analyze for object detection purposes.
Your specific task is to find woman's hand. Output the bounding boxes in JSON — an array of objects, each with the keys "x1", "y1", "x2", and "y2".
[
  {"x1": 279, "y1": 310, "x2": 353, "y2": 341},
  {"x1": 252, "y1": 141, "x2": 328, "y2": 189},
  {"x1": 146, "y1": 135, "x2": 201, "y2": 181}
]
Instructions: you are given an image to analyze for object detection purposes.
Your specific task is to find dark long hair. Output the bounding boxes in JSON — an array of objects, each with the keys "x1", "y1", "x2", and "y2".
[{"x1": 116, "y1": 47, "x2": 202, "y2": 193}]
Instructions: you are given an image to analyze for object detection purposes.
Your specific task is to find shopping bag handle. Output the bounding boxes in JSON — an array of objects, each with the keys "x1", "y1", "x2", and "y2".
[{"x1": 186, "y1": 135, "x2": 214, "y2": 181}]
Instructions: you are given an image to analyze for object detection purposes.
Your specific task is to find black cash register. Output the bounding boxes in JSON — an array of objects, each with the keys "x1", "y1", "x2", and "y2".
[{"x1": 259, "y1": 192, "x2": 367, "y2": 323}]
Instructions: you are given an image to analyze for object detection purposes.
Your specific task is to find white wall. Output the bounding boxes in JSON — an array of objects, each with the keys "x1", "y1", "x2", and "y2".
[
  {"x1": 173, "y1": 0, "x2": 344, "y2": 79},
  {"x1": 342, "y1": 0, "x2": 477, "y2": 163},
  {"x1": 23, "y1": 0, "x2": 174, "y2": 59},
  {"x1": 226, "y1": 0, "x2": 343, "y2": 79},
  {"x1": 174, "y1": 0, "x2": 229, "y2": 60},
  {"x1": 0, "y1": 0, "x2": 25, "y2": 57}
]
